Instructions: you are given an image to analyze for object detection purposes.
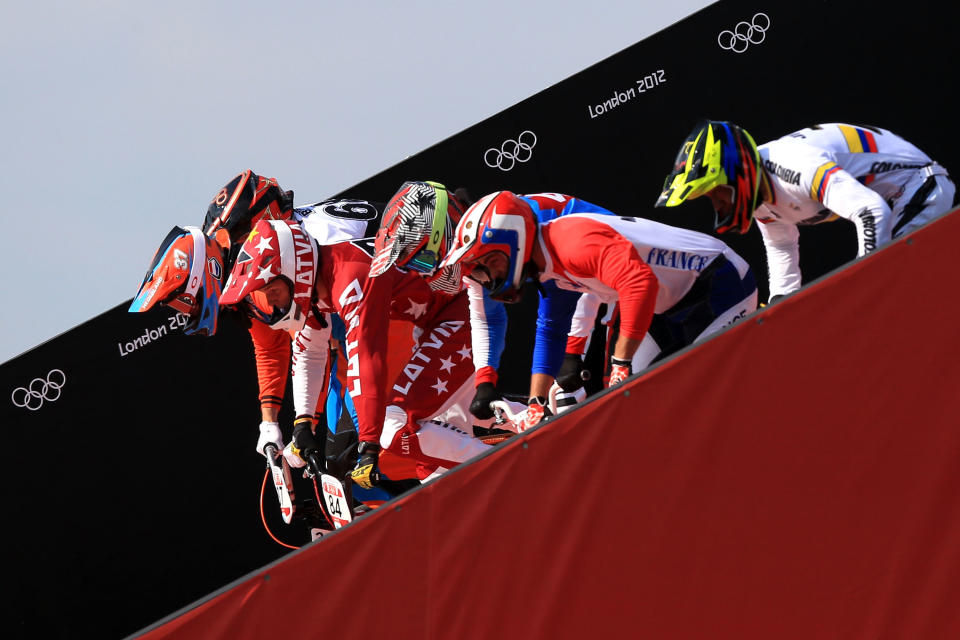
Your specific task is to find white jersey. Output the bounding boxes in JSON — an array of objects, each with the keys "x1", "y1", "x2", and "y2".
[
  {"x1": 294, "y1": 198, "x2": 384, "y2": 246},
  {"x1": 538, "y1": 213, "x2": 751, "y2": 314},
  {"x1": 754, "y1": 123, "x2": 953, "y2": 297},
  {"x1": 531, "y1": 212, "x2": 757, "y2": 377}
]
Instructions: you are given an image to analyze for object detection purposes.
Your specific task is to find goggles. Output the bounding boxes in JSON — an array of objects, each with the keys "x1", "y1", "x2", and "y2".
[
  {"x1": 403, "y1": 183, "x2": 449, "y2": 274},
  {"x1": 241, "y1": 281, "x2": 293, "y2": 326}
]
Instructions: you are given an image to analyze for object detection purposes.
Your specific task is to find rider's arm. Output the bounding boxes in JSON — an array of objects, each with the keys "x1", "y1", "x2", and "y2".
[
  {"x1": 289, "y1": 314, "x2": 333, "y2": 424},
  {"x1": 547, "y1": 220, "x2": 659, "y2": 364},
  {"x1": 327, "y1": 243, "x2": 399, "y2": 446},
  {"x1": 756, "y1": 216, "x2": 802, "y2": 299},
  {"x1": 531, "y1": 280, "x2": 582, "y2": 378},
  {"x1": 466, "y1": 279, "x2": 507, "y2": 386},
  {"x1": 565, "y1": 292, "x2": 601, "y2": 356},
  {"x1": 247, "y1": 318, "x2": 291, "y2": 421},
  {"x1": 591, "y1": 238, "x2": 657, "y2": 351},
  {"x1": 815, "y1": 163, "x2": 893, "y2": 256}
]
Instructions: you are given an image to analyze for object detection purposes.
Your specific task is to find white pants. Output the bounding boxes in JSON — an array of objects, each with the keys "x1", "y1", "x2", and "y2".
[{"x1": 892, "y1": 167, "x2": 956, "y2": 238}]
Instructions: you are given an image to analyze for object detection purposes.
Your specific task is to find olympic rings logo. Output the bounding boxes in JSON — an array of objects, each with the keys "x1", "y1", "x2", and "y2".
[
  {"x1": 717, "y1": 13, "x2": 770, "y2": 53},
  {"x1": 11, "y1": 369, "x2": 66, "y2": 411},
  {"x1": 484, "y1": 130, "x2": 537, "y2": 172}
]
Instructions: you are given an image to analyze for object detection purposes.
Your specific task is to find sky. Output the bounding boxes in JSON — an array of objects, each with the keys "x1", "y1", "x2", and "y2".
[{"x1": 0, "y1": 0, "x2": 712, "y2": 364}]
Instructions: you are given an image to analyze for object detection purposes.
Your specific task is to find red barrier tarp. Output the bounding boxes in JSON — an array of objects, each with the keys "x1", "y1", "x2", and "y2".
[{"x1": 136, "y1": 209, "x2": 960, "y2": 640}]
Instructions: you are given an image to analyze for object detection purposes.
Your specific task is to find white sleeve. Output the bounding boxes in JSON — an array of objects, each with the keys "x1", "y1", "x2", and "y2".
[
  {"x1": 820, "y1": 169, "x2": 892, "y2": 256},
  {"x1": 465, "y1": 279, "x2": 506, "y2": 371},
  {"x1": 290, "y1": 320, "x2": 332, "y2": 419},
  {"x1": 570, "y1": 293, "x2": 601, "y2": 339},
  {"x1": 756, "y1": 214, "x2": 802, "y2": 299}
]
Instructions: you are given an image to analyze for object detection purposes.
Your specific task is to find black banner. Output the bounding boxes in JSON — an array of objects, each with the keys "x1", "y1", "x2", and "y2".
[{"x1": 5, "y1": 1, "x2": 957, "y2": 637}]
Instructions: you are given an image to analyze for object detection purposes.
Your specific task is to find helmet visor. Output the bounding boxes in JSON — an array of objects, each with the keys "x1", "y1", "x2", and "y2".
[
  {"x1": 130, "y1": 226, "x2": 205, "y2": 314},
  {"x1": 656, "y1": 121, "x2": 723, "y2": 207}
]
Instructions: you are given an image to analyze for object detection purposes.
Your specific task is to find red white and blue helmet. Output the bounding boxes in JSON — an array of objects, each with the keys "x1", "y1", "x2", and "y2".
[
  {"x1": 219, "y1": 219, "x2": 318, "y2": 332},
  {"x1": 438, "y1": 191, "x2": 537, "y2": 301},
  {"x1": 129, "y1": 226, "x2": 225, "y2": 336}
]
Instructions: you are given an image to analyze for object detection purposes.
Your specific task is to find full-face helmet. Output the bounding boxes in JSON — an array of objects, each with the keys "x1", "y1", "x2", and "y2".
[
  {"x1": 369, "y1": 180, "x2": 466, "y2": 292},
  {"x1": 129, "y1": 226, "x2": 225, "y2": 336},
  {"x1": 203, "y1": 169, "x2": 294, "y2": 247},
  {"x1": 219, "y1": 219, "x2": 318, "y2": 332},
  {"x1": 438, "y1": 191, "x2": 537, "y2": 302},
  {"x1": 656, "y1": 120, "x2": 763, "y2": 234}
]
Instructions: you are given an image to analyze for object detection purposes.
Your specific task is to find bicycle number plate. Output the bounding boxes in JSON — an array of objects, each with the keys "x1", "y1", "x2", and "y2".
[{"x1": 320, "y1": 474, "x2": 352, "y2": 529}]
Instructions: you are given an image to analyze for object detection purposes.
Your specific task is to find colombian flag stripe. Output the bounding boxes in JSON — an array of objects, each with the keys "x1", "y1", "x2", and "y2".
[
  {"x1": 839, "y1": 124, "x2": 879, "y2": 153},
  {"x1": 839, "y1": 125, "x2": 864, "y2": 152},
  {"x1": 858, "y1": 127, "x2": 878, "y2": 152},
  {"x1": 811, "y1": 162, "x2": 841, "y2": 201}
]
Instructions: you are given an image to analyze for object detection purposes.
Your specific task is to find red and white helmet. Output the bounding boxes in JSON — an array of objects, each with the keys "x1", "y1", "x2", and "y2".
[
  {"x1": 439, "y1": 191, "x2": 537, "y2": 301},
  {"x1": 220, "y1": 219, "x2": 318, "y2": 332}
]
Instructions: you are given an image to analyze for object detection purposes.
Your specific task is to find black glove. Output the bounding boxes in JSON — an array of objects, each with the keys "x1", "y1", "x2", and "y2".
[
  {"x1": 349, "y1": 442, "x2": 381, "y2": 489},
  {"x1": 292, "y1": 418, "x2": 320, "y2": 457},
  {"x1": 469, "y1": 382, "x2": 502, "y2": 420},
  {"x1": 556, "y1": 353, "x2": 589, "y2": 392},
  {"x1": 292, "y1": 417, "x2": 324, "y2": 476}
]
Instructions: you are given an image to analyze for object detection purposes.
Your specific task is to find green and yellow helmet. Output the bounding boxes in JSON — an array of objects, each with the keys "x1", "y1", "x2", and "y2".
[{"x1": 655, "y1": 120, "x2": 763, "y2": 234}]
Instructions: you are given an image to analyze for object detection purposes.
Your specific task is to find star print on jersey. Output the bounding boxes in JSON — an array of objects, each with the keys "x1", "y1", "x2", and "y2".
[
  {"x1": 438, "y1": 356, "x2": 455, "y2": 373},
  {"x1": 457, "y1": 345, "x2": 472, "y2": 361},
  {"x1": 255, "y1": 235, "x2": 273, "y2": 254},
  {"x1": 431, "y1": 378, "x2": 449, "y2": 394},
  {"x1": 256, "y1": 265, "x2": 276, "y2": 283},
  {"x1": 405, "y1": 298, "x2": 427, "y2": 319}
]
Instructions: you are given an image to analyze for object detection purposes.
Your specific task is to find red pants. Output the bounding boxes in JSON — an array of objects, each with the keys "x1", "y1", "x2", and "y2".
[{"x1": 380, "y1": 293, "x2": 490, "y2": 480}]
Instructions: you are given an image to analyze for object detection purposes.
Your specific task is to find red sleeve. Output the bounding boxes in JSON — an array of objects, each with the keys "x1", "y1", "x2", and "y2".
[
  {"x1": 543, "y1": 219, "x2": 658, "y2": 341},
  {"x1": 247, "y1": 319, "x2": 291, "y2": 411},
  {"x1": 564, "y1": 335, "x2": 589, "y2": 356},
  {"x1": 474, "y1": 365, "x2": 498, "y2": 386},
  {"x1": 325, "y1": 243, "x2": 402, "y2": 444}
]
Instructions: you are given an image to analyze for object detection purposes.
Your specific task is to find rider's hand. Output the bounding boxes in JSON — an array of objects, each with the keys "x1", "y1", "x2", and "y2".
[
  {"x1": 257, "y1": 421, "x2": 283, "y2": 457},
  {"x1": 282, "y1": 418, "x2": 319, "y2": 469},
  {"x1": 282, "y1": 442, "x2": 307, "y2": 469},
  {"x1": 523, "y1": 396, "x2": 553, "y2": 430},
  {"x1": 349, "y1": 442, "x2": 382, "y2": 489},
  {"x1": 608, "y1": 357, "x2": 632, "y2": 387},
  {"x1": 556, "y1": 353, "x2": 587, "y2": 392},
  {"x1": 469, "y1": 382, "x2": 502, "y2": 420}
]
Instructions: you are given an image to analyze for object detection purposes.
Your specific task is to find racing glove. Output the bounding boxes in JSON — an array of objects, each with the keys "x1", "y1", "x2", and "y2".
[
  {"x1": 523, "y1": 396, "x2": 553, "y2": 430},
  {"x1": 556, "y1": 353, "x2": 589, "y2": 392},
  {"x1": 608, "y1": 357, "x2": 632, "y2": 388},
  {"x1": 256, "y1": 421, "x2": 283, "y2": 458},
  {"x1": 349, "y1": 442, "x2": 382, "y2": 490},
  {"x1": 282, "y1": 417, "x2": 319, "y2": 469},
  {"x1": 469, "y1": 382, "x2": 502, "y2": 420}
]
